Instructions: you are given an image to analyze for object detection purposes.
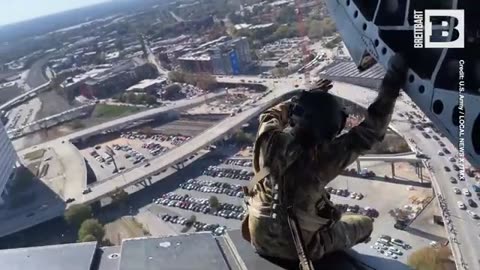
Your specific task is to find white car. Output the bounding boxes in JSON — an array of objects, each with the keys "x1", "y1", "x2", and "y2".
[
  {"x1": 388, "y1": 247, "x2": 403, "y2": 256},
  {"x1": 457, "y1": 201, "x2": 466, "y2": 210},
  {"x1": 467, "y1": 210, "x2": 479, "y2": 219},
  {"x1": 462, "y1": 188, "x2": 471, "y2": 196}
]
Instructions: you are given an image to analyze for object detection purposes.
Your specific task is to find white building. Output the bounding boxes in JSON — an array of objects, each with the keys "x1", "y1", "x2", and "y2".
[{"x1": 0, "y1": 120, "x2": 18, "y2": 205}]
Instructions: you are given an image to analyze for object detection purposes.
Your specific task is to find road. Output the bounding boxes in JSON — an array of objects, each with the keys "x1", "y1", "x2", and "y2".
[
  {"x1": 25, "y1": 56, "x2": 50, "y2": 89},
  {"x1": 169, "y1": 11, "x2": 184, "y2": 22},
  {"x1": 14, "y1": 92, "x2": 226, "y2": 151},
  {"x1": 328, "y1": 83, "x2": 479, "y2": 270}
]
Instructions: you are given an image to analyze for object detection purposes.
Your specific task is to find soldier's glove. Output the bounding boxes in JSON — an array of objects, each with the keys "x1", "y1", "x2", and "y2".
[
  {"x1": 381, "y1": 54, "x2": 408, "y2": 98},
  {"x1": 309, "y1": 79, "x2": 333, "y2": 93}
]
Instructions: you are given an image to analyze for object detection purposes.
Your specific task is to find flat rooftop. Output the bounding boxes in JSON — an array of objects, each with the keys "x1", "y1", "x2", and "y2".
[{"x1": 0, "y1": 229, "x2": 412, "y2": 270}]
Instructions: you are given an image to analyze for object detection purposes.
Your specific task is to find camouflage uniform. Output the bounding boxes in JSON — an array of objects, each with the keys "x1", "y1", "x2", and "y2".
[{"x1": 246, "y1": 87, "x2": 398, "y2": 261}]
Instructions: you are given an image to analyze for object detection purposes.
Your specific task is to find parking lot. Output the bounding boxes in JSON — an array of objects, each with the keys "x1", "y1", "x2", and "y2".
[
  {"x1": 119, "y1": 146, "x2": 441, "y2": 260},
  {"x1": 79, "y1": 131, "x2": 191, "y2": 181},
  {"x1": 133, "y1": 155, "x2": 257, "y2": 236}
]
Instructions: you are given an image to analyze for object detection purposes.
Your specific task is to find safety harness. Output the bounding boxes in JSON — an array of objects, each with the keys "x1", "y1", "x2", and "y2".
[{"x1": 242, "y1": 153, "x2": 314, "y2": 270}]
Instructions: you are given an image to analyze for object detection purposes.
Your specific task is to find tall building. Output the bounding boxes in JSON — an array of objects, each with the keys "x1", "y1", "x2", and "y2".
[
  {"x1": 178, "y1": 36, "x2": 252, "y2": 75},
  {"x1": 0, "y1": 120, "x2": 18, "y2": 205}
]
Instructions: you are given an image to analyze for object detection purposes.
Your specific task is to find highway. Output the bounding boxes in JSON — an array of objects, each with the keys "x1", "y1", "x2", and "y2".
[
  {"x1": 327, "y1": 82, "x2": 479, "y2": 270},
  {"x1": 25, "y1": 56, "x2": 50, "y2": 89},
  {"x1": 15, "y1": 92, "x2": 227, "y2": 151}
]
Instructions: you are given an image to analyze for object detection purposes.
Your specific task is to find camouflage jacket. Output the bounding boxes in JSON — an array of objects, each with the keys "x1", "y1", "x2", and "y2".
[{"x1": 247, "y1": 88, "x2": 398, "y2": 259}]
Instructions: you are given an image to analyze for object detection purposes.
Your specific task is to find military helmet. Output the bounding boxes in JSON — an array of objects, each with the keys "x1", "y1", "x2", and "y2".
[{"x1": 289, "y1": 90, "x2": 348, "y2": 141}]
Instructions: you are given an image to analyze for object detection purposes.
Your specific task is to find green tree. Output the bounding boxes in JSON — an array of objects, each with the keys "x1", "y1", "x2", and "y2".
[
  {"x1": 234, "y1": 130, "x2": 255, "y2": 144},
  {"x1": 195, "y1": 73, "x2": 217, "y2": 91},
  {"x1": 168, "y1": 71, "x2": 186, "y2": 83},
  {"x1": 165, "y1": 84, "x2": 182, "y2": 96},
  {"x1": 320, "y1": 17, "x2": 336, "y2": 36},
  {"x1": 408, "y1": 246, "x2": 453, "y2": 270},
  {"x1": 126, "y1": 92, "x2": 137, "y2": 103},
  {"x1": 145, "y1": 95, "x2": 157, "y2": 105},
  {"x1": 186, "y1": 215, "x2": 197, "y2": 227},
  {"x1": 64, "y1": 204, "x2": 92, "y2": 227},
  {"x1": 308, "y1": 20, "x2": 325, "y2": 39},
  {"x1": 209, "y1": 196, "x2": 220, "y2": 209},
  {"x1": 78, "y1": 219, "x2": 105, "y2": 242},
  {"x1": 111, "y1": 188, "x2": 128, "y2": 205},
  {"x1": 136, "y1": 94, "x2": 147, "y2": 104},
  {"x1": 79, "y1": 234, "x2": 97, "y2": 242}
]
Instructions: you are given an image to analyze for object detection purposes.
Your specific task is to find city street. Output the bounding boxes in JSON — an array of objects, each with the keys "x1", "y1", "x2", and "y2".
[{"x1": 329, "y1": 82, "x2": 479, "y2": 270}]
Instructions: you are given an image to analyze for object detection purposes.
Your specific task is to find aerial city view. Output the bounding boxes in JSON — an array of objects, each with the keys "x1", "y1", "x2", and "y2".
[{"x1": 0, "y1": 0, "x2": 478, "y2": 269}]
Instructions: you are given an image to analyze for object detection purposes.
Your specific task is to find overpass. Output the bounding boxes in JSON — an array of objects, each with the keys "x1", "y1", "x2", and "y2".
[
  {"x1": 0, "y1": 81, "x2": 51, "y2": 111},
  {"x1": 7, "y1": 103, "x2": 96, "y2": 139},
  {"x1": 75, "y1": 88, "x2": 302, "y2": 205},
  {"x1": 75, "y1": 81, "x2": 422, "y2": 205},
  {"x1": 15, "y1": 92, "x2": 227, "y2": 151}
]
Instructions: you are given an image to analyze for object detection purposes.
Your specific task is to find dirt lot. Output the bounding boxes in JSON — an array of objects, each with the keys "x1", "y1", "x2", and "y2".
[{"x1": 104, "y1": 216, "x2": 149, "y2": 245}]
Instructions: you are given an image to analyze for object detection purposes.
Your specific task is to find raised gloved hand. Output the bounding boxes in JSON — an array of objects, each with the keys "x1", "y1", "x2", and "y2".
[
  {"x1": 309, "y1": 79, "x2": 333, "y2": 92},
  {"x1": 381, "y1": 54, "x2": 408, "y2": 98}
]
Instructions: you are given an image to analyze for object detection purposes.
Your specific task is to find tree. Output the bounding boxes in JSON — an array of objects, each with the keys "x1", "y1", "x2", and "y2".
[
  {"x1": 308, "y1": 20, "x2": 325, "y2": 39},
  {"x1": 408, "y1": 246, "x2": 453, "y2": 270},
  {"x1": 195, "y1": 73, "x2": 217, "y2": 91},
  {"x1": 168, "y1": 71, "x2": 186, "y2": 83},
  {"x1": 111, "y1": 188, "x2": 128, "y2": 205},
  {"x1": 79, "y1": 234, "x2": 97, "y2": 242},
  {"x1": 389, "y1": 208, "x2": 410, "y2": 222},
  {"x1": 186, "y1": 215, "x2": 197, "y2": 227},
  {"x1": 145, "y1": 95, "x2": 157, "y2": 105},
  {"x1": 78, "y1": 219, "x2": 105, "y2": 242},
  {"x1": 233, "y1": 130, "x2": 255, "y2": 144},
  {"x1": 320, "y1": 17, "x2": 336, "y2": 36},
  {"x1": 209, "y1": 196, "x2": 220, "y2": 209},
  {"x1": 126, "y1": 92, "x2": 137, "y2": 104},
  {"x1": 64, "y1": 204, "x2": 92, "y2": 227}
]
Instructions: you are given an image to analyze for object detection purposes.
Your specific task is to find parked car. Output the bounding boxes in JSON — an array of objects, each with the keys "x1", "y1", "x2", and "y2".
[{"x1": 467, "y1": 199, "x2": 477, "y2": 208}]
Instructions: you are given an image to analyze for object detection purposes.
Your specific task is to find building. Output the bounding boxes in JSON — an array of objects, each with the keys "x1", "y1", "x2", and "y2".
[
  {"x1": 126, "y1": 78, "x2": 167, "y2": 93},
  {"x1": 0, "y1": 230, "x2": 374, "y2": 270},
  {"x1": 0, "y1": 120, "x2": 18, "y2": 205},
  {"x1": 178, "y1": 36, "x2": 252, "y2": 75},
  {"x1": 70, "y1": 60, "x2": 158, "y2": 99}
]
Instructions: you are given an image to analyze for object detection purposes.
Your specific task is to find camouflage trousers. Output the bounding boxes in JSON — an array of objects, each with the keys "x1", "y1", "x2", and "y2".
[{"x1": 249, "y1": 214, "x2": 373, "y2": 261}]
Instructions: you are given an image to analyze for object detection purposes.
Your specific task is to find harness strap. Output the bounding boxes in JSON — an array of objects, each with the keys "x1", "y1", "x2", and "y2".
[{"x1": 247, "y1": 166, "x2": 271, "y2": 196}]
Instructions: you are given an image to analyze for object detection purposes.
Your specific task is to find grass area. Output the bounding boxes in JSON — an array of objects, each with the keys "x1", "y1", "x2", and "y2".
[
  {"x1": 92, "y1": 104, "x2": 144, "y2": 119},
  {"x1": 23, "y1": 149, "x2": 46, "y2": 161}
]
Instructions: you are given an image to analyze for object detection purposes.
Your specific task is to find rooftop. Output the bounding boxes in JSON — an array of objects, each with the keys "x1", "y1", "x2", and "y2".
[
  {"x1": 126, "y1": 78, "x2": 167, "y2": 91},
  {"x1": 0, "y1": 241, "x2": 98, "y2": 270},
  {"x1": 320, "y1": 61, "x2": 385, "y2": 79},
  {"x1": 0, "y1": 229, "x2": 410, "y2": 270}
]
